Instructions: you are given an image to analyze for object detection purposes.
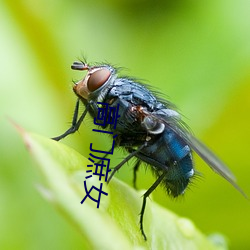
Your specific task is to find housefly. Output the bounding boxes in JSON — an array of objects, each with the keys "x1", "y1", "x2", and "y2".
[{"x1": 52, "y1": 60, "x2": 246, "y2": 240}]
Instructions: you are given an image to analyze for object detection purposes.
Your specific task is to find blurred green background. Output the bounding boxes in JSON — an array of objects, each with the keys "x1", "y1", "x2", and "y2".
[{"x1": 1, "y1": 0, "x2": 250, "y2": 249}]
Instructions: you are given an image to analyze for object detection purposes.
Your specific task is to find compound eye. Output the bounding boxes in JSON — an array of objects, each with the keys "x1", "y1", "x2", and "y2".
[{"x1": 87, "y1": 68, "x2": 111, "y2": 92}]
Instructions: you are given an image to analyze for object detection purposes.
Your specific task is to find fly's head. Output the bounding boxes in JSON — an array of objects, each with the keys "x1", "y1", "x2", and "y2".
[{"x1": 72, "y1": 61, "x2": 116, "y2": 101}]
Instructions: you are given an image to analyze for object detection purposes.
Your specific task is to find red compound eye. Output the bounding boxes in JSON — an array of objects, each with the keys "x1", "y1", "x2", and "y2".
[{"x1": 87, "y1": 68, "x2": 111, "y2": 92}]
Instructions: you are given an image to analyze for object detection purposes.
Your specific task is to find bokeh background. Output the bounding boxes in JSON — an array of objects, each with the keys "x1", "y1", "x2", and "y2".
[{"x1": 1, "y1": 0, "x2": 250, "y2": 249}]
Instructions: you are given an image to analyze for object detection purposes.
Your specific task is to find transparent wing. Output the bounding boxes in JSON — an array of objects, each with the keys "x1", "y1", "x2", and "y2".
[{"x1": 148, "y1": 110, "x2": 247, "y2": 198}]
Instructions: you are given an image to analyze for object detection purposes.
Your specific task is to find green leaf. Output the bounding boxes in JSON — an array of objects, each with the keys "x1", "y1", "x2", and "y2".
[{"x1": 18, "y1": 126, "x2": 227, "y2": 250}]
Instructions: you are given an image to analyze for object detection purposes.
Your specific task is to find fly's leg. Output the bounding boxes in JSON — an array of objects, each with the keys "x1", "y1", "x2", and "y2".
[
  {"x1": 52, "y1": 99, "x2": 88, "y2": 141},
  {"x1": 140, "y1": 172, "x2": 167, "y2": 240},
  {"x1": 107, "y1": 143, "x2": 146, "y2": 183},
  {"x1": 133, "y1": 160, "x2": 141, "y2": 189},
  {"x1": 127, "y1": 148, "x2": 141, "y2": 189}
]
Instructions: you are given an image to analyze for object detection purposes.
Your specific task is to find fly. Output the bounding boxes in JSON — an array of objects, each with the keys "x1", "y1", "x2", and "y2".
[{"x1": 52, "y1": 60, "x2": 247, "y2": 240}]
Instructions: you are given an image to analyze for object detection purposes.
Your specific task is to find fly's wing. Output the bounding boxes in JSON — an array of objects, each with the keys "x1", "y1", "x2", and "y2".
[
  {"x1": 149, "y1": 110, "x2": 247, "y2": 198},
  {"x1": 181, "y1": 131, "x2": 247, "y2": 198}
]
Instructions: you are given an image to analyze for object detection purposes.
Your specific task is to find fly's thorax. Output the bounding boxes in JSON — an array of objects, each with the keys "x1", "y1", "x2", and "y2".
[{"x1": 73, "y1": 63, "x2": 117, "y2": 102}]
